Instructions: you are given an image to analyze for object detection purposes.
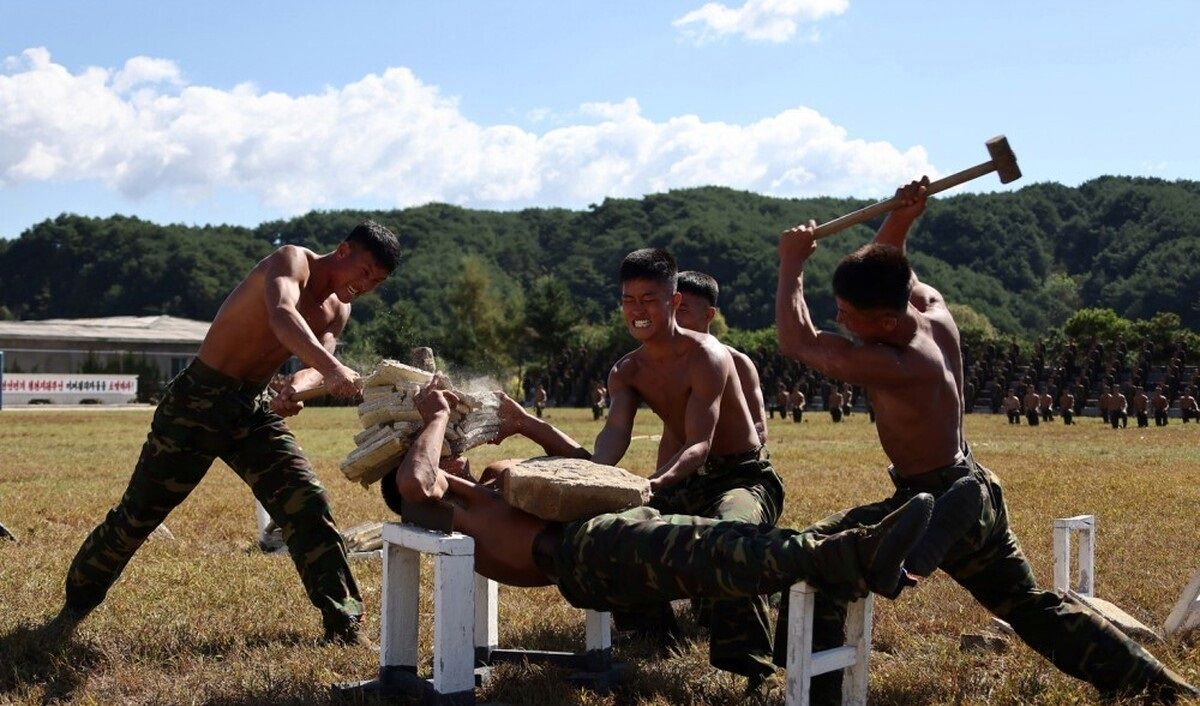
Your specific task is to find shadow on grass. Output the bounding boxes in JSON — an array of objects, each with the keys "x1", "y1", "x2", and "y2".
[{"x1": 0, "y1": 620, "x2": 103, "y2": 704}]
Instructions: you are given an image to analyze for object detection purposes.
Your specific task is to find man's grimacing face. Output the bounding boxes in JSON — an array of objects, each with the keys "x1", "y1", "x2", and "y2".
[
  {"x1": 621, "y1": 278, "x2": 679, "y2": 341},
  {"x1": 334, "y1": 243, "x2": 391, "y2": 304},
  {"x1": 834, "y1": 296, "x2": 897, "y2": 344}
]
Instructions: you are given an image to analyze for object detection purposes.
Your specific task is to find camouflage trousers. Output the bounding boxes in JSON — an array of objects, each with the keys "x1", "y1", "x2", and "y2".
[
  {"x1": 64, "y1": 360, "x2": 363, "y2": 632},
  {"x1": 785, "y1": 451, "x2": 1166, "y2": 700},
  {"x1": 548, "y1": 504, "x2": 864, "y2": 627},
  {"x1": 610, "y1": 451, "x2": 785, "y2": 680}
]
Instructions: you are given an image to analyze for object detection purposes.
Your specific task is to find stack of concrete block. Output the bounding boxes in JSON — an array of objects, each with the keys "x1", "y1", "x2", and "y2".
[{"x1": 339, "y1": 358, "x2": 500, "y2": 486}]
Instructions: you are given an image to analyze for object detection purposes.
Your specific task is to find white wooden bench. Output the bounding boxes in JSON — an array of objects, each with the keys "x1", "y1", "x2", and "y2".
[{"x1": 337, "y1": 521, "x2": 873, "y2": 705}]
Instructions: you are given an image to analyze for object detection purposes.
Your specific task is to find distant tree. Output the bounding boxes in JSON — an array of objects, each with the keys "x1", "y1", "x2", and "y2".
[{"x1": 523, "y1": 275, "x2": 579, "y2": 367}]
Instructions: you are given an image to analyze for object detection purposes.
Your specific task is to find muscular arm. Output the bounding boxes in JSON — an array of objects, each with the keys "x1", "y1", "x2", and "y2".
[
  {"x1": 872, "y1": 177, "x2": 945, "y2": 313},
  {"x1": 649, "y1": 344, "x2": 727, "y2": 490},
  {"x1": 264, "y1": 247, "x2": 344, "y2": 376},
  {"x1": 731, "y1": 348, "x2": 768, "y2": 444},
  {"x1": 591, "y1": 368, "x2": 637, "y2": 466},
  {"x1": 775, "y1": 242, "x2": 923, "y2": 387},
  {"x1": 655, "y1": 425, "x2": 682, "y2": 470},
  {"x1": 395, "y1": 409, "x2": 451, "y2": 502}
]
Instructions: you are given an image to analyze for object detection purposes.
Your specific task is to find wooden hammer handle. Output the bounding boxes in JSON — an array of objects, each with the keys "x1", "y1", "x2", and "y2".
[{"x1": 811, "y1": 159, "x2": 997, "y2": 240}]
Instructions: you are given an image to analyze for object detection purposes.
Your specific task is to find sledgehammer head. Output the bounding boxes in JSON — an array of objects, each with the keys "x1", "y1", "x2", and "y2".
[{"x1": 986, "y1": 135, "x2": 1021, "y2": 184}]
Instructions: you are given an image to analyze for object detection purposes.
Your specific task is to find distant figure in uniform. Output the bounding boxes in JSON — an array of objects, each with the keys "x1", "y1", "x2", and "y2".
[
  {"x1": 842, "y1": 384, "x2": 854, "y2": 418},
  {"x1": 1059, "y1": 388, "x2": 1075, "y2": 425},
  {"x1": 1099, "y1": 387, "x2": 1113, "y2": 426},
  {"x1": 828, "y1": 387, "x2": 844, "y2": 423},
  {"x1": 1023, "y1": 388, "x2": 1041, "y2": 426},
  {"x1": 1039, "y1": 391, "x2": 1054, "y2": 423},
  {"x1": 789, "y1": 386, "x2": 806, "y2": 423},
  {"x1": 1151, "y1": 386, "x2": 1169, "y2": 427},
  {"x1": 534, "y1": 384, "x2": 548, "y2": 419},
  {"x1": 1132, "y1": 387, "x2": 1149, "y2": 428},
  {"x1": 1111, "y1": 389, "x2": 1129, "y2": 429},
  {"x1": 1004, "y1": 390, "x2": 1021, "y2": 424}
]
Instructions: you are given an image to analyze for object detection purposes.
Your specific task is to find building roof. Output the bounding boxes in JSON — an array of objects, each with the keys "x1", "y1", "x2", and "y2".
[{"x1": 0, "y1": 316, "x2": 211, "y2": 345}]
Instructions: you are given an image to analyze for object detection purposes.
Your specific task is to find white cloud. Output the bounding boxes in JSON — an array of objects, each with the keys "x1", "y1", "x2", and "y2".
[
  {"x1": 674, "y1": 0, "x2": 848, "y2": 44},
  {"x1": 0, "y1": 47, "x2": 936, "y2": 215}
]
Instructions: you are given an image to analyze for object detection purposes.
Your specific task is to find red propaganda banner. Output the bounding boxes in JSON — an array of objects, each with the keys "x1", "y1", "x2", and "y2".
[{"x1": 2, "y1": 374, "x2": 138, "y2": 396}]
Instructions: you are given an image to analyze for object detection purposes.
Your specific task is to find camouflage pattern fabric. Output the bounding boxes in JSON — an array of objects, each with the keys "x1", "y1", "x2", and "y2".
[
  {"x1": 614, "y1": 451, "x2": 784, "y2": 680},
  {"x1": 64, "y1": 360, "x2": 362, "y2": 632},
  {"x1": 550, "y1": 505, "x2": 869, "y2": 619},
  {"x1": 781, "y1": 451, "x2": 1168, "y2": 702}
]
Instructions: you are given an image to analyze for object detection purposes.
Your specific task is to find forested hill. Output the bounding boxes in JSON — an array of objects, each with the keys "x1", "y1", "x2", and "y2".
[{"x1": 1, "y1": 176, "x2": 1198, "y2": 343}]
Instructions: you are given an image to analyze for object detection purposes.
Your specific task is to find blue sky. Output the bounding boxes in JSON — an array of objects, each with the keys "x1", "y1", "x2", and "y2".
[{"x1": 2, "y1": 1, "x2": 1197, "y2": 238}]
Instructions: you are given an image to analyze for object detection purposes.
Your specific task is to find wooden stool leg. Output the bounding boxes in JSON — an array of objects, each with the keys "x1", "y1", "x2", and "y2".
[
  {"x1": 381, "y1": 543, "x2": 420, "y2": 673},
  {"x1": 433, "y1": 553, "x2": 476, "y2": 695}
]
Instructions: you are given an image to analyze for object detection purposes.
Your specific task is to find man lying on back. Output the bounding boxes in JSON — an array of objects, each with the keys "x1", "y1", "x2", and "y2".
[{"x1": 378, "y1": 381, "x2": 933, "y2": 633}]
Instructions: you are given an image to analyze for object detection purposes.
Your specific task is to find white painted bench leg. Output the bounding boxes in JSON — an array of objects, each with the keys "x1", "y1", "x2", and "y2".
[
  {"x1": 1053, "y1": 515, "x2": 1095, "y2": 597},
  {"x1": 1164, "y1": 566, "x2": 1200, "y2": 637},
  {"x1": 786, "y1": 581, "x2": 873, "y2": 706},
  {"x1": 381, "y1": 542, "x2": 420, "y2": 672},
  {"x1": 786, "y1": 582, "x2": 817, "y2": 706},
  {"x1": 433, "y1": 553, "x2": 477, "y2": 695},
  {"x1": 585, "y1": 610, "x2": 611, "y2": 652},
  {"x1": 841, "y1": 594, "x2": 873, "y2": 706},
  {"x1": 475, "y1": 574, "x2": 498, "y2": 659}
]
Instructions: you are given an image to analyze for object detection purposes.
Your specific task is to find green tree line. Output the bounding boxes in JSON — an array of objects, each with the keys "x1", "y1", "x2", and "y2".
[{"x1": 1, "y1": 176, "x2": 1197, "y2": 372}]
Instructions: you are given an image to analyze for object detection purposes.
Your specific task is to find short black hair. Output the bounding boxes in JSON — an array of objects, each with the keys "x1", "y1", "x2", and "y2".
[
  {"x1": 345, "y1": 219, "x2": 401, "y2": 272},
  {"x1": 620, "y1": 248, "x2": 677, "y2": 291},
  {"x1": 676, "y1": 270, "x2": 719, "y2": 307},
  {"x1": 832, "y1": 244, "x2": 913, "y2": 312}
]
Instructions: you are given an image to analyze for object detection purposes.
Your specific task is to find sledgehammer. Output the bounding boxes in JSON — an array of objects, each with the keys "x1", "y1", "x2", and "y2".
[{"x1": 807, "y1": 135, "x2": 1021, "y2": 239}]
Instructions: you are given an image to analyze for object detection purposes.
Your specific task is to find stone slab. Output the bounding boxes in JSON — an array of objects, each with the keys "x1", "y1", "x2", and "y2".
[{"x1": 500, "y1": 456, "x2": 650, "y2": 522}]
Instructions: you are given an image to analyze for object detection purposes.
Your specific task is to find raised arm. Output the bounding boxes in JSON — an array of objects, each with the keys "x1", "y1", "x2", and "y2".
[
  {"x1": 775, "y1": 222, "x2": 932, "y2": 387},
  {"x1": 648, "y1": 344, "x2": 727, "y2": 492},
  {"x1": 393, "y1": 381, "x2": 457, "y2": 502},
  {"x1": 264, "y1": 246, "x2": 359, "y2": 397},
  {"x1": 492, "y1": 392, "x2": 590, "y2": 458},
  {"x1": 872, "y1": 177, "x2": 946, "y2": 313}
]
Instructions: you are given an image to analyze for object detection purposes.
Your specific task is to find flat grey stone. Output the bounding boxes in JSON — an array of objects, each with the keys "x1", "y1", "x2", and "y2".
[{"x1": 500, "y1": 456, "x2": 651, "y2": 522}]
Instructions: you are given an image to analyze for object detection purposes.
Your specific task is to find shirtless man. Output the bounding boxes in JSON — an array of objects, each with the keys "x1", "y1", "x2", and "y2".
[
  {"x1": 1111, "y1": 388, "x2": 1129, "y2": 429},
  {"x1": 828, "y1": 387, "x2": 845, "y2": 423},
  {"x1": 489, "y1": 249, "x2": 785, "y2": 683},
  {"x1": 1152, "y1": 386, "x2": 1169, "y2": 427},
  {"x1": 776, "y1": 178, "x2": 1195, "y2": 702},
  {"x1": 1003, "y1": 389, "x2": 1021, "y2": 424},
  {"x1": 789, "y1": 385, "x2": 806, "y2": 423},
  {"x1": 381, "y1": 382, "x2": 932, "y2": 648},
  {"x1": 673, "y1": 270, "x2": 768, "y2": 445},
  {"x1": 1180, "y1": 388, "x2": 1198, "y2": 424},
  {"x1": 590, "y1": 380, "x2": 607, "y2": 421},
  {"x1": 1039, "y1": 390, "x2": 1054, "y2": 423},
  {"x1": 1132, "y1": 387, "x2": 1150, "y2": 428},
  {"x1": 1099, "y1": 387, "x2": 1113, "y2": 425},
  {"x1": 773, "y1": 382, "x2": 788, "y2": 419},
  {"x1": 533, "y1": 384, "x2": 548, "y2": 419},
  {"x1": 1023, "y1": 388, "x2": 1041, "y2": 426},
  {"x1": 1059, "y1": 388, "x2": 1075, "y2": 425},
  {"x1": 53, "y1": 220, "x2": 399, "y2": 644}
]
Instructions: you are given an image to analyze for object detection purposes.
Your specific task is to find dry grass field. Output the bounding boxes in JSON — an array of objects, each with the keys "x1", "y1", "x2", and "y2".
[{"x1": 1, "y1": 406, "x2": 1198, "y2": 705}]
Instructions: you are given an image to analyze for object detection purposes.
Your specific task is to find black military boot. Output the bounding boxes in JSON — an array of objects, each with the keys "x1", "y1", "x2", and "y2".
[
  {"x1": 904, "y1": 476, "x2": 986, "y2": 578},
  {"x1": 857, "y1": 493, "x2": 934, "y2": 598}
]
